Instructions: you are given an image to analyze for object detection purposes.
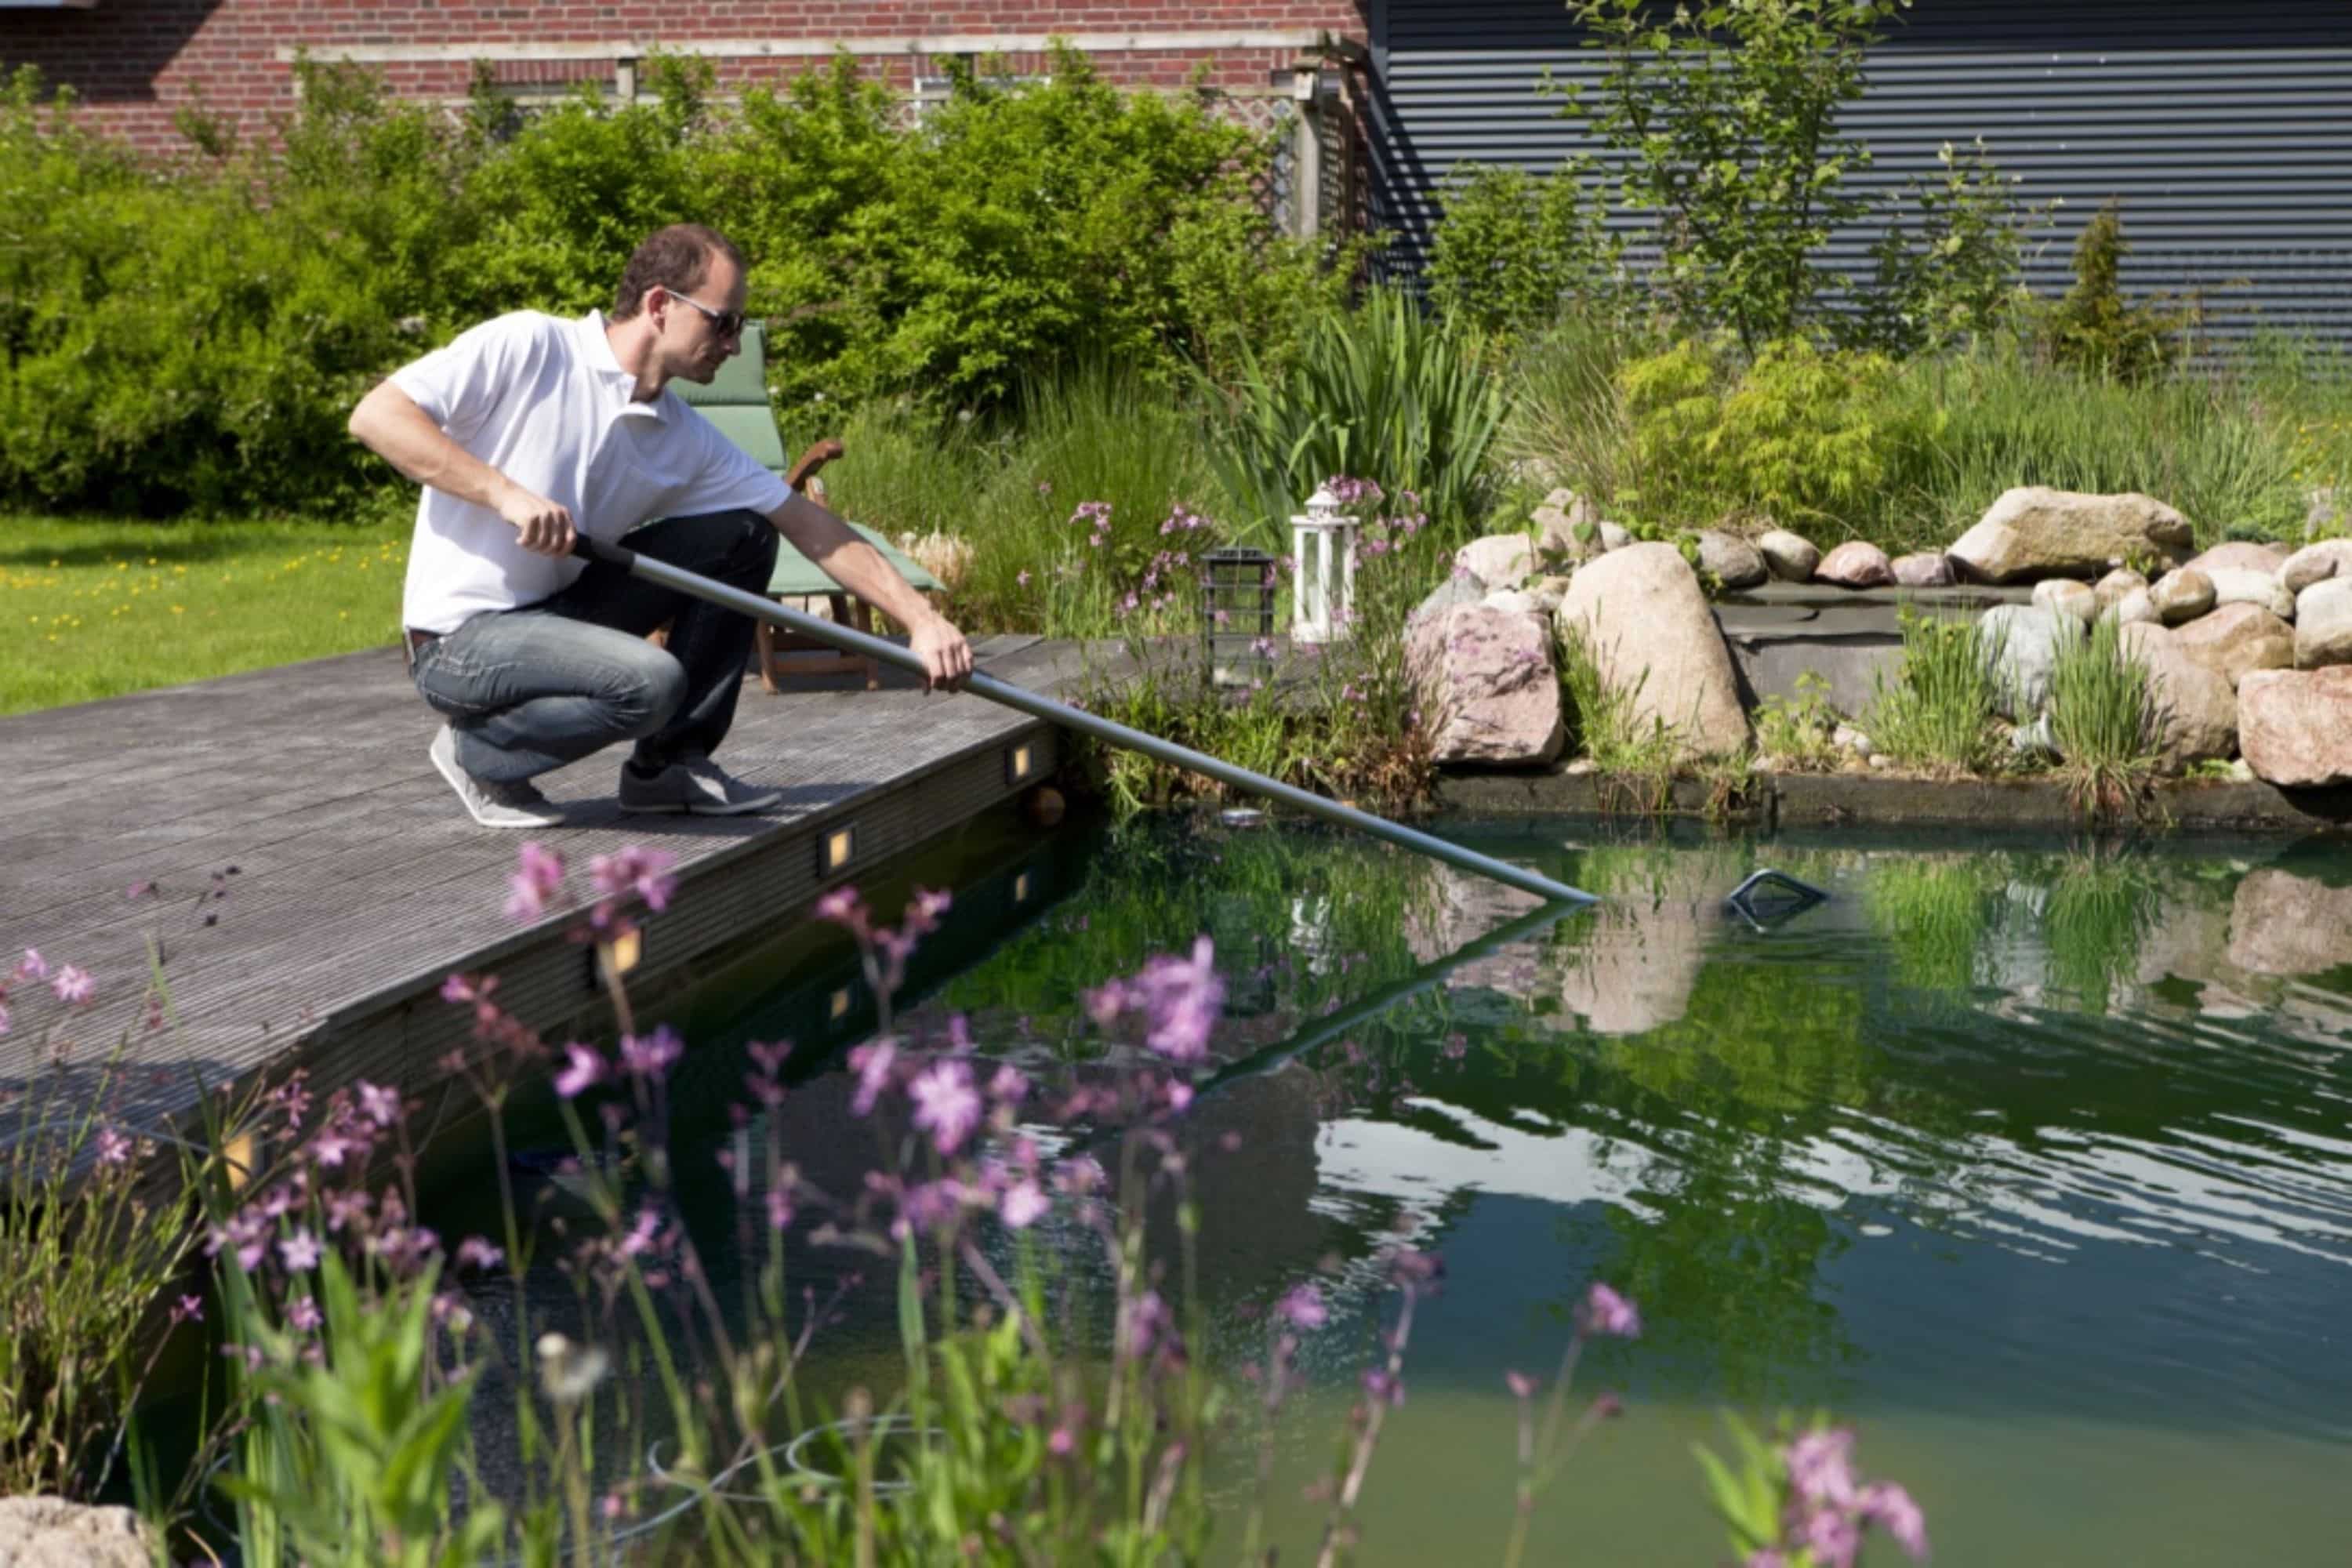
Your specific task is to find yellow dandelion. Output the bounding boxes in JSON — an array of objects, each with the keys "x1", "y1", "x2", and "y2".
[{"x1": 172, "y1": 605, "x2": 185, "y2": 614}]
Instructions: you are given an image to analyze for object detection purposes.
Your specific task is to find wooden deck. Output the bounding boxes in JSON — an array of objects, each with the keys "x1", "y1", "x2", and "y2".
[{"x1": 0, "y1": 635, "x2": 1110, "y2": 1154}]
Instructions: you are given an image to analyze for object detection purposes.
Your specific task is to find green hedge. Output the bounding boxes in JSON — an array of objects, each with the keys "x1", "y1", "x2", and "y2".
[{"x1": 0, "y1": 51, "x2": 1340, "y2": 517}]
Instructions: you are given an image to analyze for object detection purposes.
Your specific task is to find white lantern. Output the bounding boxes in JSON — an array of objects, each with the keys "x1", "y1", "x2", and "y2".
[{"x1": 1289, "y1": 483, "x2": 1358, "y2": 644}]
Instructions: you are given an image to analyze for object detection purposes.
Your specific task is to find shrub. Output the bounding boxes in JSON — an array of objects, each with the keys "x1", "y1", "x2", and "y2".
[
  {"x1": 1866, "y1": 609, "x2": 2001, "y2": 774},
  {"x1": 1425, "y1": 159, "x2": 1628, "y2": 340},
  {"x1": 1617, "y1": 336, "x2": 1926, "y2": 528},
  {"x1": 1846, "y1": 138, "x2": 2052, "y2": 358},
  {"x1": 2042, "y1": 200, "x2": 2189, "y2": 383},
  {"x1": 1753, "y1": 671, "x2": 1842, "y2": 772}
]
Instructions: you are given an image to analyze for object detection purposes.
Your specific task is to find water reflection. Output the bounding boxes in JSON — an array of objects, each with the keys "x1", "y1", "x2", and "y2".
[{"x1": 445, "y1": 819, "x2": 2352, "y2": 1563}]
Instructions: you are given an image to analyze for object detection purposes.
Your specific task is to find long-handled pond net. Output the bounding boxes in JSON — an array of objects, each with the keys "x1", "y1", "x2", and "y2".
[{"x1": 574, "y1": 535, "x2": 1599, "y2": 906}]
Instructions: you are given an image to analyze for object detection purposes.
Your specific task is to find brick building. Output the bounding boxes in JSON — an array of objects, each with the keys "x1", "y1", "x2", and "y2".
[{"x1": 0, "y1": 2, "x2": 1370, "y2": 153}]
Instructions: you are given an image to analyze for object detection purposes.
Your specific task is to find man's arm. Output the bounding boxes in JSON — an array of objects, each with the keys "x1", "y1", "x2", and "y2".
[
  {"x1": 768, "y1": 492, "x2": 973, "y2": 691},
  {"x1": 348, "y1": 380, "x2": 576, "y2": 557}
]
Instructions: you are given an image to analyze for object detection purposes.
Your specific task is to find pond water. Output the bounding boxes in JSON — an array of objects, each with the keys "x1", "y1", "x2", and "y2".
[{"x1": 437, "y1": 815, "x2": 2352, "y2": 1563}]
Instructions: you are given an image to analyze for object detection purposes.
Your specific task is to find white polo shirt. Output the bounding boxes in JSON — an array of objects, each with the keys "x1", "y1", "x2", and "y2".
[{"x1": 393, "y1": 310, "x2": 793, "y2": 633}]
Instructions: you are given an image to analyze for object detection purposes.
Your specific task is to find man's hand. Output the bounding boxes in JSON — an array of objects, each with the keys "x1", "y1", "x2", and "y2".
[
  {"x1": 909, "y1": 614, "x2": 974, "y2": 692},
  {"x1": 498, "y1": 485, "x2": 576, "y2": 557}
]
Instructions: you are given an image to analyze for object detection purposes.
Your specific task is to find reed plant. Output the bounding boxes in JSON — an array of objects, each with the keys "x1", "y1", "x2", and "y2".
[
  {"x1": 1865, "y1": 611, "x2": 2002, "y2": 775},
  {"x1": 1205, "y1": 290, "x2": 1508, "y2": 548},
  {"x1": 2045, "y1": 615, "x2": 2161, "y2": 817}
]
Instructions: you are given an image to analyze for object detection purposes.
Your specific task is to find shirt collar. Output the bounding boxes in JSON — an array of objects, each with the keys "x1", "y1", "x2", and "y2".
[{"x1": 577, "y1": 310, "x2": 671, "y2": 419}]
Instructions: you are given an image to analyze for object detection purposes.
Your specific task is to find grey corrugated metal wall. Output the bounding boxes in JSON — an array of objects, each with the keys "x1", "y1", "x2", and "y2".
[{"x1": 1366, "y1": 0, "x2": 2352, "y2": 350}]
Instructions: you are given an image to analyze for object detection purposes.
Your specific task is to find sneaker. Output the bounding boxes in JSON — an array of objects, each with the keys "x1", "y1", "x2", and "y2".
[
  {"x1": 619, "y1": 753, "x2": 785, "y2": 816},
  {"x1": 430, "y1": 725, "x2": 566, "y2": 829}
]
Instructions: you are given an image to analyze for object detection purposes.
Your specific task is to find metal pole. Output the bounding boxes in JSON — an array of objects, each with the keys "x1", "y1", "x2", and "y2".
[{"x1": 572, "y1": 535, "x2": 1597, "y2": 906}]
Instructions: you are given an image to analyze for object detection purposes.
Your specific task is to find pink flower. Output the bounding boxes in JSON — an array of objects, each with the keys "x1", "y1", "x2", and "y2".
[
  {"x1": 1361, "y1": 1367, "x2": 1404, "y2": 1406},
  {"x1": 765, "y1": 1185, "x2": 794, "y2": 1231},
  {"x1": 909, "y1": 1059, "x2": 982, "y2": 1157},
  {"x1": 590, "y1": 846, "x2": 677, "y2": 914},
  {"x1": 554, "y1": 1043, "x2": 605, "y2": 1099},
  {"x1": 50, "y1": 964, "x2": 94, "y2": 1005},
  {"x1": 987, "y1": 1065, "x2": 1029, "y2": 1106},
  {"x1": 505, "y1": 841, "x2": 567, "y2": 922},
  {"x1": 170, "y1": 1294, "x2": 204, "y2": 1325},
  {"x1": 456, "y1": 1236, "x2": 505, "y2": 1272},
  {"x1": 1095, "y1": 936, "x2": 1223, "y2": 1064},
  {"x1": 16, "y1": 949, "x2": 48, "y2": 980},
  {"x1": 619, "y1": 1025, "x2": 684, "y2": 1080},
  {"x1": 848, "y1": 1039, "x2": 897, "y2": 1115},
  {"x1": 815, "y1": 885, "x2": 869, "y2": 938},
  {"x1": 1860, "y1": 1481, "x2": 1929, "y2": 1560},
  {"x1": 355, "y1": 1080, "x2": 401, "y2": 1127},
  {"x1": 1504, "y1": 1370, "x2": 1535, "y2": 1400},
  {"x1": 999, "y1": 1179, "x2": 1049, "y2": 1229},
  {"x1": 1577, "y1": 1281, "x2": 1641, "y2": 1339},
  {"x1": 1047, "y1": 1425, "x2": 1076, "y2": 1457},
  {"x1": 1054, "y1": 1155, "x2": 1105, "y2": 1196},
  {"x1": 93, "y1": 1126, "x2": 132, "y2": 1167},
  {"x1": 278, "y1": 1229, "x2": 322, "y2": 1272},
  {"x1": 1016, "y1": 569, "x2": 1031, "y2": 586},
  {"x1": 1795, "y1": 1502, "x2": 1862, "y2": 1568},
  {"x1": 1276, "y1": 1283, "x2": 1327, "y2": 1330},
  {"x1": 1784, "y1": 1428, "x2": 1859, "y2": 1511},
  {"x1": 288, "y1": 1296, "x2": 324, "y2": 1332}
]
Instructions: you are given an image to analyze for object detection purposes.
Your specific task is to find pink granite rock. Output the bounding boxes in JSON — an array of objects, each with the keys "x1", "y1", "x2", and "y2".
[
  {"x1": 1815, "y1": 540, "x2": 1895, "y2": 587},
  {"x1": 1891, "y1": 551, "x2": 1955, "y2": 586},
  {"x1": 2238, "y1": 666, "x2": 2352, "y2": 787},
  {"x1": 1406, "y1": 603, "x2": 1565, "y2": 764}
]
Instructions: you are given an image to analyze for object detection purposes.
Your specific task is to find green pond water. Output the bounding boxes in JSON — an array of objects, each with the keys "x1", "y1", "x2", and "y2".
[{"x1": 435, "y1": 815, "x2": 2352, "y2": 1563}]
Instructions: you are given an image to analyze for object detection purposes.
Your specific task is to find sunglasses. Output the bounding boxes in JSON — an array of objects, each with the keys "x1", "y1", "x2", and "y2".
[{"x1": 661, "y1": 287, "x2": 746, "y2": 339}]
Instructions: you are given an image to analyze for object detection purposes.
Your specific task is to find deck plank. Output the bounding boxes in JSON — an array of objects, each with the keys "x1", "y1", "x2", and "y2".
[{"x1": 1, "y1": 641, "x2": 1078, "y2": 1153}]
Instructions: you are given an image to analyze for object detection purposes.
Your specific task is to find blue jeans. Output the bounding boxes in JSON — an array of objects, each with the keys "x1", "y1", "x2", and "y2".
[{"x1": 410, "y1": 510, "x2": 779, "y2": 785}]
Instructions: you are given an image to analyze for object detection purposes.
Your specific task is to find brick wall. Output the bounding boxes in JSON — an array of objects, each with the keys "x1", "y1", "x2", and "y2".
[{"x1": 0, "y1": 0, "x2": 1368, "y2": 153}]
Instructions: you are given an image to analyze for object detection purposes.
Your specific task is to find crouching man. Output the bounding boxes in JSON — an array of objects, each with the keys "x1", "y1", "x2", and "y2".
[{"x1": 351, "y1": 222, "x2": 971, "y2": 827}]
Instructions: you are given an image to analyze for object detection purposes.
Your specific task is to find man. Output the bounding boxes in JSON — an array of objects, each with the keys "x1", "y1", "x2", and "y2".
[{"x1": 350, "y1": 223, "x2": 973, "y2": 828}]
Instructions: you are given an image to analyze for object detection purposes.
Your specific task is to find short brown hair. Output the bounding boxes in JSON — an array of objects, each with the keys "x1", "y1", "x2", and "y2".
[{"x1": 612, "y1": 223, "x2": 746, "y2": 320}]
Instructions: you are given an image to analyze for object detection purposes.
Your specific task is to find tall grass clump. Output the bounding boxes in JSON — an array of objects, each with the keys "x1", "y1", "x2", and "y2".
[
  {"x1": 1492, "y1": 314, "x2": 1647, "y2": 514},
  {"x1": 2045, "y1": 615, "x2": 2161, "y2": 815},
  {"x1": 1207, "y1": 289, "x2": 1507, "y2": 547},
  {"x1": 1866, "y1": 611, "x2": 2001, "y2": 775},
  {"x1": 1556, "y1": 627, "x2": 1684, "y2": 812}
]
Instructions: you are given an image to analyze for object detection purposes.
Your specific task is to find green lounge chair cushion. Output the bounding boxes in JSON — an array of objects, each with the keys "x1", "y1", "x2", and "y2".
[{"x1": 672, "y1": 324, "x2": 941, "y2": 598}]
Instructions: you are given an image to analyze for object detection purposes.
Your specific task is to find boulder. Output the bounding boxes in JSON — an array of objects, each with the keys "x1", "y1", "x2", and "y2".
[
  {"x1": 1598, "y1": 521, "x2": 1634, "y2": 552},
  {"x1": 2294, "y1": 578, "x2": 2352, "y2": 668},
  {"x1": 1947, "y1": 486, "x2": 2194, "y2": 583},
  {"x1": 2106, "y1": 586, "x2": 2159, "y2": 628},
  {"x1": 1976, "y1": 604, "x2": 2085, "y2": 720},
  {"x1": 1555, "y1": 542, "x2": 1751, "y2": 759},
  {"x1": 2175, "y1": 603, "x2": 2295, "y2": 689},
  {"x1": 2239, "y1": 666, "x2": 2352, "y2": 787},
  {"x1": 2185, "y1": 540, "x2": 2292, "y2": 576},
  {"x1": 1695, "y1": 529, "x2": 1769, "y2": 589},
  {"x1": 1891, "y1": 552, "x2": 1955, "y2": 586},
  {"x1": 1483, "y1": 588, "x2": 1541, "y2": 617},
  {"x1": 2206, "y1": 567, "x2": 2296, "y2": 620},
  {"x1": 2118, "y1": 622, "x2": 2238, "y2": 768},
  {"x1": 2149, "y1": 568, "x2": 2216, "y2": 626},
  {"x1": 1409, "y1": 572, "x2": 1486, "y2": 629},
  {"x1": 2094, "y1": 567, "x2": 2149, "y2": 611},
  {"x1": 2032, "y1": 577, "x2": 2100, "y2": 626},
  {"x1": 2280, "y1": 539, "x2": 2352, "y2": 595},
  {"x1": 1757, "y1": 528, "x2": 1820, "y2": 582},
  {"x1": 1455, "y1": 533, "x2": 1539, "y2": 590},
  {"x1": 1815, "y1": 539, "x2": 1896, "y2": 587},
  {"x1": 0, "y1": 1499, "x2": 155, "y2": 1568},
  {"x1": 1541, "y1": 487, "x2": 1599, "y2": 524},
  {"x1": 1523, "y1": 575, "x2": 1573, "y2": 615},
  {"x1": 1406, "y1": 603, "x2": 1566, "y2": 765}
]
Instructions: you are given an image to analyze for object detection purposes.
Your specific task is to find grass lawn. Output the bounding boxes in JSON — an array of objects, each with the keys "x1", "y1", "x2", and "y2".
[{"x1": 0, "y1": 516, "x2": 412, "y2": 717}]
